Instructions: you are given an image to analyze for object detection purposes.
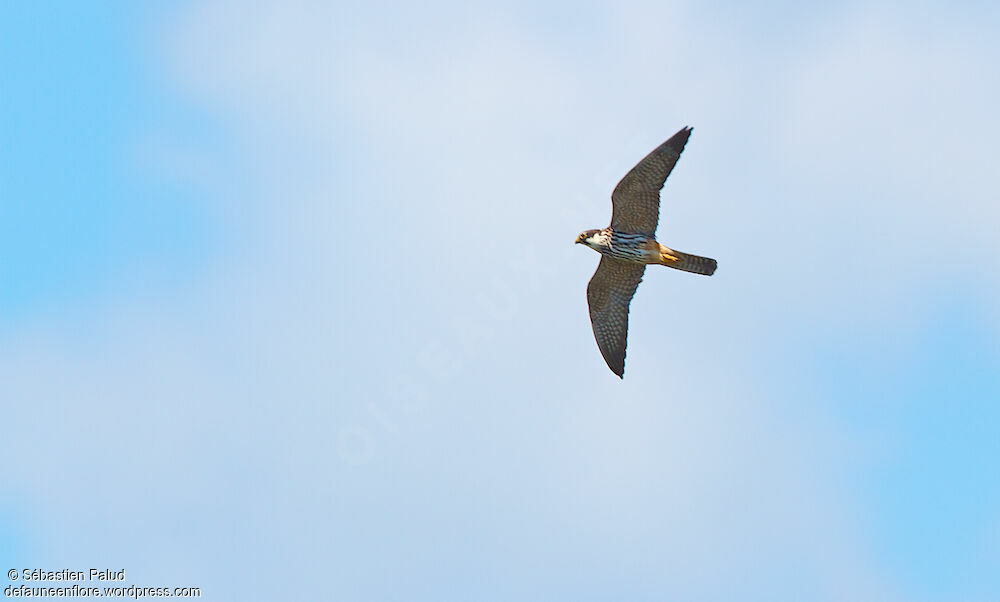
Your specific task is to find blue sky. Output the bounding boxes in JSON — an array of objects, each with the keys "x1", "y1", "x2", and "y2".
[
  {"x1": 0, "y1": 2, "x2": 216, "y2": 328},
  {"x1": 2, "y1": 1, "x2": 999, "y2": 601}
]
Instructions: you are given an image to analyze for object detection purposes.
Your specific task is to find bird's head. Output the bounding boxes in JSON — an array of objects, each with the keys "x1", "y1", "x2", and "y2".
[{"x1": 575, "y1": 229, "x2": 602, "y2": 248}]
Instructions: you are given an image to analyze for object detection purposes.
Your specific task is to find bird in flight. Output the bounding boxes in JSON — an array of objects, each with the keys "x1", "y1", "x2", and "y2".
[{"x1": 576, "y1": 126, "x2": 716, "y2": 378}]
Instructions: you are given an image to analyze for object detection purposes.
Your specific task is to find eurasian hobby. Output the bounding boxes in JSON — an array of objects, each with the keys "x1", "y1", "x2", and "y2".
[{"x1": 576, "y1": 126, "x2": 716, "y2": 378}]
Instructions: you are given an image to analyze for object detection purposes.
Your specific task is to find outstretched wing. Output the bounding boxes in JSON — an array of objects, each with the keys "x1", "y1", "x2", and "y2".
[
  {"x1": 610, "y1": 126, "x2": 692, "y2": 237},
  {"x1": 586, "y1": 257, "x2": 646, "y2": 378}
]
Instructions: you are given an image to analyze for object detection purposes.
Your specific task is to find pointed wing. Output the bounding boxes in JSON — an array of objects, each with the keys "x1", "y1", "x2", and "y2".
[
  {"x1": 586, "y1": 256, "x2": 646, "y2": 378},
  {"x1": 610, "y1": 126, "x2": 692, "y2": 237}
]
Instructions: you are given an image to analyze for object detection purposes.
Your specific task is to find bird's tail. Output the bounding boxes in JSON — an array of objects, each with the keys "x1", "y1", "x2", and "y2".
[{"x1": 658, "y1": 246, "x2": 717, "y2": 276}]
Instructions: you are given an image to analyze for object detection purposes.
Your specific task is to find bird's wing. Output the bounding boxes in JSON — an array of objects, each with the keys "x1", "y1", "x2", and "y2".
[
  {"x1": 610, "y1": 126, "x2": 692, "y2": 237},
  {"x1": 587, "y1": 257, "x2": 646, "y2": 378}
]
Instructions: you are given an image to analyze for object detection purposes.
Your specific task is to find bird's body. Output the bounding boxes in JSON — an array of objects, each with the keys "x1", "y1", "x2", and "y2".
[
  {"x1": 578, "y1": 227, "x2": 718, "y2": 273},
  {"x1": 578, "y1": 228, "x2": 656, "y2": 263},
  {"x1": 576, "y1": 126, "x2": 716, "y2": 378}
]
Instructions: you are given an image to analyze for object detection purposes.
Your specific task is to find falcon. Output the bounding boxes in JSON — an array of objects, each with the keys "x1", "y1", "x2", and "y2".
[{"x1": 576, "y1": 126, "x2": 716, "y2": 378}]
